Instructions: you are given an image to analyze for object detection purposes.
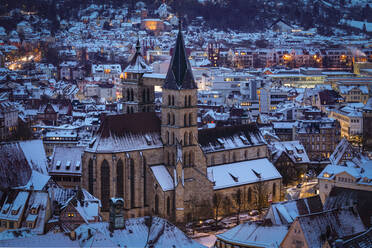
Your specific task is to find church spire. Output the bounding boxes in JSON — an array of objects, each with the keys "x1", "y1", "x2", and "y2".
[{"x1": 163, "y1": 20, "x2": 197, "y2": 90}]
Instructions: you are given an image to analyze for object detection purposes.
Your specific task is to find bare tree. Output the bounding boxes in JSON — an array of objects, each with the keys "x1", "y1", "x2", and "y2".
[
  {"x1": 212, "y1": 192, "x2": 223, "y2": 230},
  {"x1": 252, "y1": 179, "x2": 268, "y2": 214},
  {"x1": 233, "y1": 188, "x2": 243, "y2": 225}
]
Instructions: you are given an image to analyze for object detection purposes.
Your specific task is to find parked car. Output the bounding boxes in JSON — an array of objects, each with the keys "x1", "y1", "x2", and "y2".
[{"x1": 249, "y1": 210, "x2": 259, "y2": 216}]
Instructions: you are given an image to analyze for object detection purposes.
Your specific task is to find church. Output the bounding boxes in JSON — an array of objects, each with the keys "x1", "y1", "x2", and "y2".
[{"x1": 82, "y1": 23, "x2": 282, "y2": 223}]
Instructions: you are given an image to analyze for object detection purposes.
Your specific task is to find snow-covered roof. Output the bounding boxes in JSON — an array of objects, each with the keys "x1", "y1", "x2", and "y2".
[
  {"x1": 0, "y1": 191, "x2": 29, "y2": 221},
  {"x1": 198, "y1": 124, "x2": 266, "y2": 154},
  {"x1": 207, "y1": 158, "x2": 282, "y2": 190},
  {"x1": 265, "y1": 196, "x2": 322, "y2": 225},
  {"x1": 298, "y1": 208, "x2": 366, "y2": 247},
  {"x1": 150, "y1": 165, "x2": 174, "y2": 191},
  {"x1": 318, "y1": 159, "x2": 372, "y2": 187},
  {"x1": 24, "y1": 192, "x2": 49, "y2": 234},
  {"x1": 50, "y1": 146, "x2": 84, "y2": 175},
  {"x1": 19, "y1": 140, "x2": 48, "y2": 175},
  {"x1": 270, "y1": 141, "x2": 310, "y2": 164},
  {"x1": 216, "y1": 222, "x2": 288, "y2": 247}
]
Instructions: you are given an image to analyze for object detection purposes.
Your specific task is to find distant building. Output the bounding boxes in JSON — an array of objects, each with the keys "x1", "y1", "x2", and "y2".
[
  {"x1": 363, "y1": 98, "x2": 372, "y2": 151},
  {"x1": 0, "y1": 101, "x2": 18, "y2": 141},
  {"x1": 295, "y1": 118, "x2": 341, "y2": 160}
]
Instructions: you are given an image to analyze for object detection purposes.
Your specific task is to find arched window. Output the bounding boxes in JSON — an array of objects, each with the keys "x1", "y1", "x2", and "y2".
[
  {"x1": 189, "y1": 152, "x2": 193, "y2": 166},
  {"x1": 183, "y1": 153, "x2": 187, "y2": 165},
  {"x1": 188, "y1": 95, "x2": 191, "y2": 106},
  {"x1": 172, "y1": 152, "x2": 175, "y2": 165},
  {"x1": 248, "y1": 188, "x2": 252, "y2": 203},
  {"x1": 130, "y1": 158, "x2": 135, "y2": 208},
  {"x1": 117, "y1": 159, "x2": 124, "y2": 198},
  {"x1": 184, "y1": 132, "x2": 188, "y2": 146},
  {"x1": 184, "y1": 95, "x2": 187, "y2": 107},
  {"x1": 167, "y1": 196, "x2": 170, "y2": 215},
  {"x1": 143, "y1": 156, "x2": 147, "y2": 206},
  {"x1": 168, "y1": 95, "x2": 171, "y2": 106},
  {"x1": 142, "y1": 89, "x2": 146, "y2": 103},
  {"x1": 172, "y1": 132, "x2": 175, "y2": 145},
  {"x1": 189, "y1": 113, "x2": 192, "y2": 126},
  {"x1": 130, "y1": 89, "x2": 134, "y2": 101},
  {"x1": 155, "y1": 194, "x2": 159, "y2": 215},
  {"x1": 126, "y1": 89, "x2": 130, "y2": 101},
  {"x1": 166, "y1": 131, "x2": 169, "y2": 144},
  {"x1": 167, "y1": 113, "x2": 170, "y2": 125},
  {"x1": 184, "y1": 114, "x2": 187, "y2": 127},
  {"x1": 101, "y1": 160, "x2": 110, "y2": 211},
  {"x1": 88, "y1": 159, "x2": 94, "y2": 194},
  {"x1": 189, "y1": 132, "x2": 192, "y2": 145},
  {"x1": 172, "y1": 114, "x2": 175, "y2": 125},
  {"x1": 171, "y1": 95, "x2": 175, "y2": 106},
  {"x1": 273, "y1": 183, "x2": 276, "y2": 197},
  {"x1": 146, "y1": 88, "x2": 150, "y2": 102}
]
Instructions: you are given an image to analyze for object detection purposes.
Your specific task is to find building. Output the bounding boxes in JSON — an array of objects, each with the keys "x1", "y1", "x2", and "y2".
[
  {"x1": 270, "y1": 141, "x2": 310, "y2": 185},
  {"x1": 363, "y1": 98, "x2": 372, "y2": 151},
  {"x1": 120, "y1": 40, "x2": 155, "y2": 114},
  {"x1": 295, "y1": 118, "x2": 341, "y2": 160},
  {"x1": 43, "y1": 130, "x2": 79, "y2": 156},
  {"x1": 280, "y1": 208, "x2": 366, "y2": 248},
  {"x1": 49, "y1": 147, "x2": 84, "y2": 188},
  {"x1": 329, "y1": 106, "x2": 363, "y2": 144},
  {"x1": 338, "y1": 85, "x2": 369, "y2": 104},
  {"x1": 82, "y1": 24, "x2": 282, "y2": 224},
  {"x1": 318, "y1": 158, "x2": 372, "y2": 203},
  {"x1": 59, "y1": 188, "x2": 101, "y2": 230},
  {"x1": 0, "y1": 101, "x2": 18, "y2": 141},
  {"x1": 324, "y1": 187, "x2": 372, "y2": 229},
  {"x1": 259, "y1": 87, "x2": 288, "y2": 113}
]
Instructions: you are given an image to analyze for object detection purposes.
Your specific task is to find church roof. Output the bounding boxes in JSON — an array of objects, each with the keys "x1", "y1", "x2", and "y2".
[
  {"x1": 86, "y1": 112, "x2": 162, "y2": 153},
  {"x1": 198, "y1": 124, "x2": 266, "y2": 153},
  {"x1": 124, "y1": 40, "x2": 153, "y2": 74},
  {"x1": 163, "y1": 22, "x2": 197, "y2": 90}
]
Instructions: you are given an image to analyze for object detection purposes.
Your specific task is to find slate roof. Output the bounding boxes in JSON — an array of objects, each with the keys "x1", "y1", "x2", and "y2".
[
  {"x1": 198, "y1": 124, "x2": 266, "y2": 153},
  {"x1": 324, "y1": 187, "x2": 372, "y2": 228},
  {"x1": 86, "y1": 112, "x2": 162, "y2": 153},
  {"x1": 0, "y1": 142, "x2": 32, "y2": 189},
  {"x1": 329, "y1": 138, "x2": 358, "y2": 165},
  {"x1": 163, "y1": 22, "x2": 197, "y2": 90},
  {"x1": 343, "y1": 227, "x2": 372, "y2": 248},
  {"x1": 265, "y1": 195, "x2": 323, "y2": 225},
  {"x1": 297, "y1": 208, "x2": 366, "y2": 247},
  {"x1": 50, "y1": 146, "x2": 84, "y2": 175},
  {"x1": 124, "y1": 40, "x2": 153, "y2": 74}
]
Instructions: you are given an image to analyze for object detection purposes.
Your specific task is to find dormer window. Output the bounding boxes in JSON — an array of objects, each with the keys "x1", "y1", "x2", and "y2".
[
  {"x1": 56, "y1": 161, "x2": 61, "y2": 170},
  {"x1": 323, "y1": 172, "x2": 331, "y2": 178},
  {"x1": 66, "y1": 161, "x2": 71, "y2": 170}
]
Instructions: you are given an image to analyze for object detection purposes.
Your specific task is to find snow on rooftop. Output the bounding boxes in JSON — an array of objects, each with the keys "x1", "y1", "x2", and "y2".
[
  {"x1": 216, "y1": 222, "x2": 288, "y2": 247},
  {"x1": 151, "y1": 165, "x2": 174, "y2": 191},
  {"x1": 207, "y1": 158, "x2": 282, "y2": 190},
  {"x1": 19, "y1": 140, "x2": 48, "y2": 175}
]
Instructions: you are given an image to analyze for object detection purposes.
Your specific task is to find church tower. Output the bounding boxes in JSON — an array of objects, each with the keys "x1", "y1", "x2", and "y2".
[
  {"x1": 121, "y1": 40, "x2": 155, "y2": 114},
  {"x1": 161, "y1": 21, "x2": 199, "y2": 171}
]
